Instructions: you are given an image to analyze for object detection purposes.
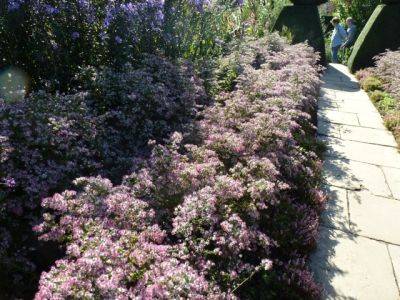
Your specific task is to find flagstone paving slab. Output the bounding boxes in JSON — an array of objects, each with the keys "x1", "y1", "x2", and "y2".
[
  {"x1": 318, "y1": 109, "x2": 359, "y2": 126},
  {"x1": 320, "y1": 88, "x2": 336, "y2": 98},
  {"x1": 319, "y1": 122, "x2": 397, "y2": 147},
  {"x1": 311, "y1": 227, "x2": 399, "y2": 300},
  {"x1": 388, "y1": 244, "x2": 400, "y2": 291},
  {"x1": 348, "y1": 190, "x2": 400, "y2": 244},
  {"x1": 320, "y1": 96, "x2": 379, "y2": 115},
  {"x1": 318, "y1": 97, "x2": 339, "y2": 110},
  {"x1": 339, "y1": 124, "x2": 397, "y2": 147},
  {"x1": 320, "y1": 136, "x2": 400, "y2": 168},
  {"x1": 321, "y1": 81, "x2": 359, "y2": 91},
  {"x1": 323, "y1": 157, "x2": 391, "y2": 198},
  {"x1": 323, "y1": 74, "x2": 358, "y2": 85},
  {"x1": 335, "y1": 89, "x2": 370, "y2": 102},
  {"x1": 317, "y1": 120, "x2": 341, "y2": 138},
  {"x1": 321, "y1": 186, "x2": 349, "y2": 232},
  {"x1": 336, "y1": 99, "x2": 378, "y2": 114},
  {"x1": 356, "y1": 111, "x2": 387, "y2": 129},
  {"x1": 382, "y1": 166, "x2": 400, "y2": 200}
]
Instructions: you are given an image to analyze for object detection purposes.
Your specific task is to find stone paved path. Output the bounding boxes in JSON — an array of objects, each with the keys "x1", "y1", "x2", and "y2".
[{"x1": 311, "y1": 64, "x2": 400, "y2": 300}]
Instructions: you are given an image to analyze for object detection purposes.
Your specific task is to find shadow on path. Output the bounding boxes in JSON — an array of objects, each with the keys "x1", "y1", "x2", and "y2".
[{"x1": 310, "y1": 64, "x2": 362, "y2": 300}]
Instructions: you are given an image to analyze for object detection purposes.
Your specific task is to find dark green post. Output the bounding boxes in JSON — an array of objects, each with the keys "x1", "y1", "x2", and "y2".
[
  {"x1": 348, "y1": 1, "x2": 400, "y2": 72},
  {"x1": 0, "y1": 0, "x2": 6, "y2": 16},
  {"x1": 273, "y1": 0, "x2": 327, "y2": 65}
]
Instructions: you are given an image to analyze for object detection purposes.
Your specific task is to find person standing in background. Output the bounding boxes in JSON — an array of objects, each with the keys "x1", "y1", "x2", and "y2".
[
  {"x1": 330, "y1": 17, "x2": 348, "y2": 63},
  {"x1": 341, "y1": 17, "x2": 357, "y2": 49}
]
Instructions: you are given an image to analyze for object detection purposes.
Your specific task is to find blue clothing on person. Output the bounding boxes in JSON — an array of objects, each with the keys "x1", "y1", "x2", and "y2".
[
  {"x1": 331, "y1": 45, "x2": 341, "y2": 63},
  {"x1": 331, "y1": 24, "x2": 347, "y2": 47},
  {"x1": 343, "y1": 24, "x2": 357, "y2": 48},
  {"x1": 331, "y1": 24, "x2": 347, "y2": 63}
]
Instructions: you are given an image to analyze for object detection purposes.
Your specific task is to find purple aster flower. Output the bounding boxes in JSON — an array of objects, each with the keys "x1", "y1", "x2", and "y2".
[
  {"x1": 50, "y1": 40, "x2": 59, "y2": 50},
  {"x1": 115, "y1": 36, "x2": 123, "y2": 44},
  {"x1": 43, "y1": 4, "x2": 59, "y2": 15},
  {"x1": 8, "y1": 0, "x2": 25, "y2": 11},
  {"x1": 71, "y1": 32, "x2": 80, "y2": 40},
  {"x1": 4, "y1": 178, "x2": 16, "y2": 188}
]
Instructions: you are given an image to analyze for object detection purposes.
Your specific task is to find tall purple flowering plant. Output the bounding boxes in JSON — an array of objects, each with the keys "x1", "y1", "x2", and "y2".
[
  {"x1": 1, "y1": 0, "x2": 166, "y2": 90},
  {"x1": 1, "y1": 0, "x2": 245, "y2": 91}
]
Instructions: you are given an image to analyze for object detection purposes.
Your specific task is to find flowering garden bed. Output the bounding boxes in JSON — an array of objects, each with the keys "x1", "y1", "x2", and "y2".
[
  {"x1": 33, "y1": 36, "x2": 324, "y2": 298},
  {"x1": 356, "y1": 50, "x2": 400, "y2": 144},
  {"x1": 1, "y1": 1, "x2": 325, "y2": 298}
]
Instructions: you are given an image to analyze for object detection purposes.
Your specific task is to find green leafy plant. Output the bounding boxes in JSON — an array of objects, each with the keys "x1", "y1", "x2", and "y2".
[
  {"x1": 377, "y1": 93, "x2": 397, "y2": 111},
  {"x1": 369, "y1": 90, "x2": 387, "y2": 103},
  {"x1": 360, "y1": 75, "x2": 383, "y2": 92},
  {"x1": 331, "y1": 0, "x2": 382, "y2": 28}
]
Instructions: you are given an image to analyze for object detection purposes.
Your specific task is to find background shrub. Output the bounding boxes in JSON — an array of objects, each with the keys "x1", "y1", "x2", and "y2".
[
  {"x1": 0, "y1": 0, "x2": 289, "y2": 92},
  {"x1": 0, "y1": 0, "x2": 166, "y2": 91},
  {"x1": 330, "y1": 0, "x2": 382, "y2": 28}
]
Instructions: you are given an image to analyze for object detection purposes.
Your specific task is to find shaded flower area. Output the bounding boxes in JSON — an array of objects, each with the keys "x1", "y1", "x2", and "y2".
[
  {"x1": 33, "y1": 35, "x2": 325, "y2": 299},
  {"x1": 0, "y1": 56, "x2": 207, "y2": 298},
  {"x1": 0, "y1": 0, "x2": 235, "y2": 92},
  {"x1": 3, "y1": 0, "x2": 166, "y2": 90}
]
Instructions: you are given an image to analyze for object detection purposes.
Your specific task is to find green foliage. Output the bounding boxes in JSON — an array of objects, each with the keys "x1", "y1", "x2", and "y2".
[
  {"x1": 360, "y1": 76, "x2": 383, "y2": 92},
  {"x1": 338, "y1": 47, "x2": 352, "y2": 64},
  {"x1": 348, "y1": 4, "x2": 400, "y2": 72},
  {"x1": 378, "y1": 96, "x2": 399, "y2": 142},
  {"x1": 320, "y1": 15, "x2": 333, "y2": 38},
  {"x1": 369, "y1": 90, "x2": 387, "y2": 103},
  {"x1": 214, "y1": 59, "x2": 240, "y2": 93},
  {"x1": 163, "y1": 0, "x2": 240, "y2": 60},
  {"x1": 331, "y1": 0, "x2": 382, "y2": 28},
  {"x1": 273, "y1": 5, "x2": 326, "y2": 64},
  {"x1": 364, "y1": 78, "x2": 397, "y2": 112},
  {"x1": 377, "y1": 93, "x2": 397, "y2": 111},
  {"x1": 0, "y1": 0, "x2": 111, "y2": 92},
  {"x1": 324, "y1": 37, "x2": 332, "y2": 62},
  {"x1": 0, "y1": 0, "x2": 292, "y2": 93},
  {"x1": 280, "y1": 25, "x2": 294, "y2": 43},
  {"x1": 240, "y1": 0, "x2": 290, "y2": 36}
]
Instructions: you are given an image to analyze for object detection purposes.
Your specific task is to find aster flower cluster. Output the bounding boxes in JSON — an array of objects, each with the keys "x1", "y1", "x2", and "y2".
[
  {"x1": 372, "y1": 50, "x2": 400, "y2": 103},
  {"x1": 7, "y1": 0, "x2": 25, "y2": 11},
  {"x1": 0, "y1": 56, "x2": 206, "y2": 298},
  {"x1": 35, "y1": 35, "x2": 325, "y2": 298},
  {"x1": 34, "y1": 177, "x2": 224, "y2": 299},
  {"x1": 102, "y1": 0, "x2": 165, "y2": 64}
]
